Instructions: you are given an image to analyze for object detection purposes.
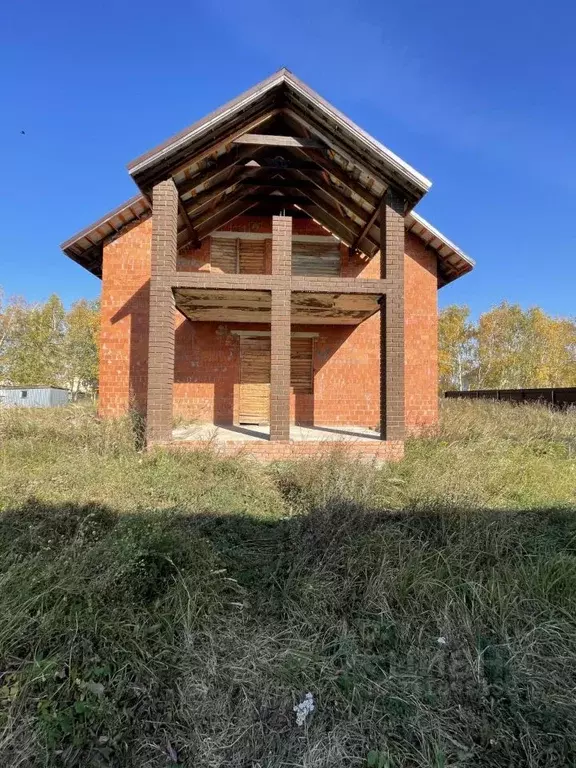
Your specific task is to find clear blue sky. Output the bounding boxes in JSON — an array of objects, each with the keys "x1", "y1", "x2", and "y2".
[{"x1": 1, "y1": 0, "x2": 575, "y2": 318}]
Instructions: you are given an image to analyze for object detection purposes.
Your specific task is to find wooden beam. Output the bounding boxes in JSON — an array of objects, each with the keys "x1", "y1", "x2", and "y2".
[
  {"x1": 296, "y1": 173, "x2": 373, "y2": 224},
  {"x1": 182, "y1": 168, "x2": 264, "y2": 214},
  {"x1": 178, "y1": 199, "x2": 200, "y2": 249},
  {"x1": 233, "y1": 134, "x2": 326, "y2": 149},
  {"x1": 290, "y1": 185, "x2": 378, "y2": 249},
  {"x1": 192, "y1": 186, "x2": 261, "y2": 231},
  {"x1": 241, "y1": 194, "x2": 312, "y2": 204},
  {"x1": 176, "y1": 145, "x2": 258, "y2": 196},
  {"x1": 276, "y1": 143, "x2": 379, "y2": 208},
  {"x1": 305, "y1": 152, "x2": 379, "y2": 207},
  {"x1": 236, "y1": 156, "x2": 321, "y2": 171},
  {"x1": 238, "y1": 160, "x2": 375, "y2": 230},
  {"x1": 237, "y1": 177, "x2": 316, "y2": 188},
  {"x1": 196, "y1": 199, "x2": 259, "y2": 240},
  {"x1": 284, "y1": 108, "x2": 387, "y2": 190},
  {"x1": 349, "y1": 198, "x2": 382, "y2": 253},
  {"x1": 262, "y1": 178, "x2": 359, "y2": 243},
  {"x1": 295, "y1": 203, "x2": 357, "y2": 247},
  {"x1": 163, "y1": 109, "x2": 281, "y2": 181}
]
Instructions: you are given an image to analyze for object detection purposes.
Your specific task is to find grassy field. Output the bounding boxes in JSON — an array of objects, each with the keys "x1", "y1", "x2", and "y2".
[{"x1": 1, "y1": 401, "x2": 576, "y2": 767}]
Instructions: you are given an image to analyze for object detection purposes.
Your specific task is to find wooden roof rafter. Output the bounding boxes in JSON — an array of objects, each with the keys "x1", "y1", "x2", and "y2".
[
  {"x1": 62, "y1": 69, "x2": 474, "y2": 285},
  {"x1": 151, "y1": 107, "x2": 282, "y2": 190},
  {"x1": 176, "y1": 144, "x2": 259, "y2": 197}
]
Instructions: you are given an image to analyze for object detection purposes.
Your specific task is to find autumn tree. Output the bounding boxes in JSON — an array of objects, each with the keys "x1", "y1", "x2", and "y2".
[
  {"x1": 438, "y1": 305, "x2": 477, "y2": 391},
  {"x1": 64, "y1": 298, "x2": 99, "y2": 398},
  {"x1": 440, "y1": 301, "x2": 576, "y2": 391},
  {"x1": 0, "y1": 289, "x2": 99, "y2": 395},
  {"x1": 0, "y1": 290, "x2": 26, "y2": 381}
]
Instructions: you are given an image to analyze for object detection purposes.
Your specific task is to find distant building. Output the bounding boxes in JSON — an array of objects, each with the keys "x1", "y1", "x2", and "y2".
[{"x1": 0, "y1": 386, "x2": 70, "y2": 408}]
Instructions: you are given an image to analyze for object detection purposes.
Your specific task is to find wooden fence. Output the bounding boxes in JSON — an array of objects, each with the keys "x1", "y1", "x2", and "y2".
[{"x1": 445, "y1": 387, "x2": 576, "y2": 409}]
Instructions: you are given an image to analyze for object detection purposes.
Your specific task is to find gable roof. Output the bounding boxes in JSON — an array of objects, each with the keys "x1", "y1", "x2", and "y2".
[
  {"x1": 127, "y1": 68, "x2": 431, "y2": 201},
  {"x1": 61, "y1": 68, "x2": 474, "y2": 286}
]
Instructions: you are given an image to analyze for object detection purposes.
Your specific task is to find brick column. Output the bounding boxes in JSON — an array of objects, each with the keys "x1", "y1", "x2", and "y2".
[
  {"x1": 379, "y1": 188, "x2": 405, "y2": 441},
  {"x1": 146, "y1": 179, "x2": 178, "y2": 445},
  {"x1": 270, "y1": 215, "x2": 291, "y2": 442}
]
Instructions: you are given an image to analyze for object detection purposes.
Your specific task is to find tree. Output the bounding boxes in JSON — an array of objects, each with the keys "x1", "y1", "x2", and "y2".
[
  {"x1": 64, "y1": 299, "x2": 99, "y2": 398},
  {"x1": 438, "y1": 305, "x2": 476, "y2": 391},
  {"x1": 440, "y1": 301, "x2": 576, "y2": 391},
  {"x1": 3, "y1": 294, "x2": 66, "y2": 386},
  {"x1": 0, "y1": 290, "x2": 26, "y2": 382}
]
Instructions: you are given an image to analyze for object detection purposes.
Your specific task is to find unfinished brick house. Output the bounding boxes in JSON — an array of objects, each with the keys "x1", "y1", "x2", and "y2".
[{"x1": 61, "y1": 69, "x2": 473, "y2": 460}]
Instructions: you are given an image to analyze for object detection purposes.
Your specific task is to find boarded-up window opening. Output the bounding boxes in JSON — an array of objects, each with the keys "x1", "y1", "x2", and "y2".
[
  {"x1": 239, "y1": 337, "x2": 271, "y2": 425},
  {"x1": 210, "y1": 237, "x2": 238, "y2": 273},
  {"x1": 211, "y1": 237, "x2": 268, "y2": 274},
  {"x1": 292, "y1": 242, "x2": 341, "y2": 276},
  {"x1": 239, "y1": 239, "x2": 266, "y2": 274},
  {"x1": 291, "y1": 338, "x2": 314, "y2": 394}
]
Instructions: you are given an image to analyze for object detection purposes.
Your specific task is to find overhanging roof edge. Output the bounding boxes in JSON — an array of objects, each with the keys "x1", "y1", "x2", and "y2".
[
  {"x1": 61, "y1": 193, "x2": 473, "y2": 285},
  {"x1": 407, "y1": 211, "x2": 475, "y2": 268},
  {"x1": 284, "y1": 73, "x2": 431, "y2": 194}
]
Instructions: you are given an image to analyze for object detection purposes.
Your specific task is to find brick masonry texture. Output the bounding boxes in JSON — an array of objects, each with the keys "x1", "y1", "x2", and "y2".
[
  {"x1": 146, "y1": 180, "x2": 178, "y2": 444},
  {"x1": 380, "y1": 188, "x2": 405, "y2": 441},
  {"x1": 98, "y1": 214, "x2": 438, "y2": 436},
  {"x1": 270, "y1": 216, "x2": 292, "y2": 441}
]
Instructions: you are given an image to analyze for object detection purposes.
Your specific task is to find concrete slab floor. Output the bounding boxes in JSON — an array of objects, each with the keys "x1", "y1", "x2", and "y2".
[{"x1": 173, "y1": 423, "x2": 381, "y2": 443}]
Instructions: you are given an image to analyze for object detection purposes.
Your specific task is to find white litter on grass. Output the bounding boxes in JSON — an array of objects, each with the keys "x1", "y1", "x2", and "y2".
[
  {"x1": 437, "y1": 636, "x2": 447, "y2": 646},
  {"x1": 293, "y1": 692, "x2": 315, "y2": 726}
]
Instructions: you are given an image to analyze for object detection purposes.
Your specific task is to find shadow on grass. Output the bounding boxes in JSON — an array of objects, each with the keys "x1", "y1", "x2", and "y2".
[
  {"x1": 3, "y1": 497, "x2": 576, "y2": 599},
  {"x1": 2, "y1": 499, "x2": 576, "y2": 767}
]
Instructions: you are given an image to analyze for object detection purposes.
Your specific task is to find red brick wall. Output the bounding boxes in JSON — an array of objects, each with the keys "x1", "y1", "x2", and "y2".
[
  {"x1": 404, "y1": 232, "x2": 439, "y2": 431},
  {"x1": 100, "y1": 218, "x2": 152, "y2": 417},
  {"x1": 98, "y1": 215, "x2": 439, "y2": 431}
]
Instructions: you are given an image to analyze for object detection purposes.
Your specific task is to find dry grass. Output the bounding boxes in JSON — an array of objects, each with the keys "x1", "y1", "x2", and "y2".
[{"x1": 1, "y1": 400, "x2": 576, "y2": 766}]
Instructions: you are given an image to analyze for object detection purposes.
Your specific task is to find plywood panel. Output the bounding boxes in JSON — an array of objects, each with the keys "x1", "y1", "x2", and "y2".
[
  {"x1": 239, "y1": 239, "x2": 266, "y2": 274},
  {"x1": 211, "y1": 238, "x2": 238, "y2": 273},
  {"x1": 239, "y1": 337, "x2": 270, "y2": 424},
  {"x1": 292, "y1": 242, "x2": 341, "y2": 276},
  {"x1": 291, "y1": 338, "x2": 313, "y2": 394}
]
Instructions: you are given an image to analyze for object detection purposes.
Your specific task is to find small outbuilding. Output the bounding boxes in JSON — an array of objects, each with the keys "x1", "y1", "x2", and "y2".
[{"x1": 0, "y1": 386, "x2": 70, "y2": 408}]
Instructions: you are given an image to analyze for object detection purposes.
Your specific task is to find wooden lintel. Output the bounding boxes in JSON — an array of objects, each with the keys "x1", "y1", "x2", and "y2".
[{"x1": 233, "y1": 134, "x2": 326, "y2": 149}]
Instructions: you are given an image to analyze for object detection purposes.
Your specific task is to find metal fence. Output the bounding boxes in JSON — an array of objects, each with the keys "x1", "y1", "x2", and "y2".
[{"x1": 445, "y1": 388, "x2": 576, "y2": 409}]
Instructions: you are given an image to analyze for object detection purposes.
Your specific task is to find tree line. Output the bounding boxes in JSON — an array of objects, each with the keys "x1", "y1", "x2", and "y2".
[
  {"x1": 2, "y1": 290, "x2": 575, "y2": 397},
  {"x1": 440, "y1": 301, "x2": 576, "y2": 392},
  {"x1": 0, "y1": 289, "x2": 99, "y2": 397}
]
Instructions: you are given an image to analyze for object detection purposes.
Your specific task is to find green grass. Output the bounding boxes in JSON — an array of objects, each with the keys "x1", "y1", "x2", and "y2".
[{"x1": 1, "y1": 400, "x2": 576, "y2": 766}]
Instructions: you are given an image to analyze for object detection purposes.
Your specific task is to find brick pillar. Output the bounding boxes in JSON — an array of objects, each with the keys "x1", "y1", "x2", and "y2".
[
  {"x1": 146, "y1": 179, "x2": 178, "y2": 445},
  {"x1": 270, "y1": 215, "x2": 291, "y2": 441},
  {"x1": 379, "y1": 188, "x2": 405, "y2": 441}
]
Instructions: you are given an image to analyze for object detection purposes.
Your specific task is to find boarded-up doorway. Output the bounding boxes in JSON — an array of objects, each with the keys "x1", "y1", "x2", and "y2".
[{"x1": 239, "y1": 337, "x2": 270, "y2": 424}]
